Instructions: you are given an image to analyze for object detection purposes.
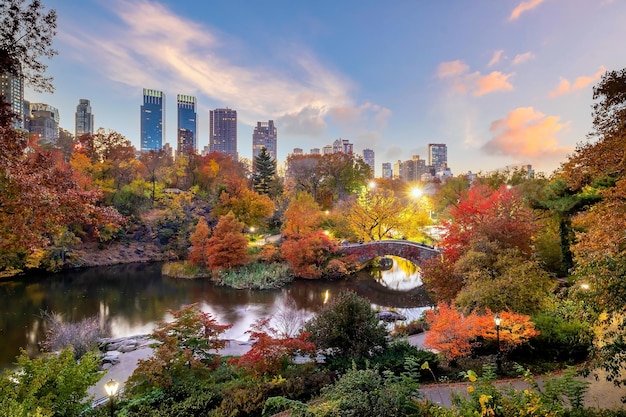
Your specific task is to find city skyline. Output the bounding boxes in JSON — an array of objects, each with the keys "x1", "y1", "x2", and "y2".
[{"x1": 24, "y1": 0, "x2": 626, "y2": 176}]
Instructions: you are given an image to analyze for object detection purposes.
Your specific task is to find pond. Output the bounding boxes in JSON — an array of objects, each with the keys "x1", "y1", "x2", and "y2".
[{"x1": 0, "y1": 256, "x2": 432, "y2": 370}]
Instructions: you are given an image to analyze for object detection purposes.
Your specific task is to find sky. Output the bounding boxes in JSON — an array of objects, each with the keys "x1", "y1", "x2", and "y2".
[{"x1": 26, "y1": 0, "x2": 626, "y2": 177}]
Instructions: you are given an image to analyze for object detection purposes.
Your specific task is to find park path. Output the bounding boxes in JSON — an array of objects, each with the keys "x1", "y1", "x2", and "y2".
[{"x1": 89, "y1": 333, "x2": 626, "y2": 411}]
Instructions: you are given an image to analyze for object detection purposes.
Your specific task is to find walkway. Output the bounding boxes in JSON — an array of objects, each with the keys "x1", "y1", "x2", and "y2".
[{"x1": 88, "y1": 333, "x2": 626, "y2": 411}]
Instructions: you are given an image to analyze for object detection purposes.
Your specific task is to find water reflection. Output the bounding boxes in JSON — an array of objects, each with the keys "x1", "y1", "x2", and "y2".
[
  {"x1": 371, "y1": 256, "x2": 423, "y2": 290},
  {"x1": 0, "y1": 261, "x2": 432, "y2": 370}
]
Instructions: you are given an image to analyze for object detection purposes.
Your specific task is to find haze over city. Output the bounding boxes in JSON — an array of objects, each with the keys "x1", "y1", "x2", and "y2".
[{"x1": 26, "y1": 0, "x2": 626, "y2": 176}]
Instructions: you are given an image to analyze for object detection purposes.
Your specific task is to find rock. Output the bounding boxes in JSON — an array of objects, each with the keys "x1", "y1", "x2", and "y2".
[{"x1": 377, "y1": 310, "x2": 407, "y2": 322}]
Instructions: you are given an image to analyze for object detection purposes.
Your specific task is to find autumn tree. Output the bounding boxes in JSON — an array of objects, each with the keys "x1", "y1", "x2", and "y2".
[
  {"x1": 127, "y1": 303, "x2": 232, "y2": 393},
  {"x1": 424, "y1": 303, "x2": 540, "y2": 361},
  {"x1": 228, "y1": 317, "x2": 315, "y2": 377},
  {"x1": 139, "y1": 149, "x2": 171, "y2": 203},
  {"x1": 422, "y1": 184, "x2": 537, "y2": 303},
  {"x1": 193, "y1": 151, "x2": 247, "y2": 198},
  {"x1": 281, "y1": 231, "x2": 338, "y2": 278},
  {"x1": 205, "y1": 212, "x2": 249, "y2": 271},
  {"x1": 453, "y1": 240, "x2": 556, "y2": 315},
  {"x1": 213, "y1": 176, "x2": 275, "y2": 229},
  {"x1": 282, "y1": 191, "x2": 323, "y2": 237},
  {"x1": 284, "y1": 154, "x2": 324, "y2": 204},
  {"x1": 0, "y1": 0, "x2": 57, "y2": 93},
  {"x1": 189, "y1": 216, "x2": 210, "y2": 267},
  {"x1": 562, "y1": 68, "x2": 626, "y2": 385},
  {"x1": 317, "y1": 152, "x2": 373, "y2": 202}
]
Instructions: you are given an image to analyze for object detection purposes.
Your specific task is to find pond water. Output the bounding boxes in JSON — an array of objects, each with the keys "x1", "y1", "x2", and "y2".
[{"x1": 0, "y1": 257, "x2": 432, "y2": 370}]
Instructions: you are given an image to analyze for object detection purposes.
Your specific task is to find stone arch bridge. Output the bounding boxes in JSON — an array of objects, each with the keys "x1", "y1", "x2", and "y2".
[{"x1": 339, "y1": 240, "x2": 440, "y2": 268}]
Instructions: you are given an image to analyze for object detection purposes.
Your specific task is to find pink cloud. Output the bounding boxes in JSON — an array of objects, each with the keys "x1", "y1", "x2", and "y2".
[
  {"x1": 483, "y1": 107, "x2": 571, "y2": 159},
  {"x1": 437, "y1": 60, "x2": 469, "y2": 78},
  {"x1": 512, "y1": 52, "x2": 534, "y2": 65},
  {"x1": 473, "y1": 71, "x2": 514, "y2": 96},
  {"x1": 488, "y1": 50, "x2": 504, "y2": 68},
  {"x1": 509, "y1": 0, "x2": 545, "y2": 21},
  {"x1": 549, "y1": 66, "x2": 606, "y2": 97}
]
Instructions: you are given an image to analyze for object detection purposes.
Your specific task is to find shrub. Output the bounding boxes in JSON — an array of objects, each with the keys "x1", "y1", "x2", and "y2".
[
  {"x1": 39, "y1": 311, "x2": 108, "y2": 359},
  {"x1": 372, "y1": 339, "x2": 440, "y2": 381},
  {"x1": 304, "y1": 290, "x2": 388, "y2": 369}
]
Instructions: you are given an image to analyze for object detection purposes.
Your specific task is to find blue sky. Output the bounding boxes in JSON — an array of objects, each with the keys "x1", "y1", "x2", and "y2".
[{"x1": 27, "y1": 0, "x2": 626, "y2": 177}]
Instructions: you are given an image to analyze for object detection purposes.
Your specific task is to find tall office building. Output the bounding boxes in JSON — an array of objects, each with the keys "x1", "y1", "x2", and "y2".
[
  {"x1": 75, "y1": 99, "x2": 94, "y2": 137},
  {"x1": 428, "y1": 143, "x2": 448, "y2": 173},
  {"x1": 382, "y1": 162, "x2": 392, "y2": 179},
  {"x1": 209, "y1": 108, "x2": 237, "y2": 159},
  {"x1": 140, "y1": 89, "x2": 165, "y2": 152},
  {"x1": 0, "y1": 70, "x2": 25, "y2": 129},
  {"x1": 362, "y1": 148, "x2": 375, "y2": 174},
  {"x1": 177, "y1": 95, "x2": 197, "y2": 154},
  {"x1": 252, "y1": 120, "x2": 277, "y2": 161},
  {"x1": 29, "y1": 103, "x2": 59, "y2": 144}
]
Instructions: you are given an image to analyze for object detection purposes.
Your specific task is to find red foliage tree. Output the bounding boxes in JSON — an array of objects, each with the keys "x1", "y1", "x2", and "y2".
[
  {"x1": 281, "y1": 231, "x2": 338, "y2": 278},
  {"x1": 127, "y1": 303, "x2": 232, "y2": 392},
  {"x1": 229, "y1": 318, "x2": 316, "y2": 377},
  {"x1": 205, "y1": 212, "x2": 249, "y2": 271}
]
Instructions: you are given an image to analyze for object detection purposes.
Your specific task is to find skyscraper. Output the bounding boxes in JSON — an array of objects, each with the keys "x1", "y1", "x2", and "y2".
[
  {"x1": 177, "y1": 95, "x2": 197, "y2": 155},
  {"x1": 75, "y1": 99, "x2": 94, "y2": 137},
  {"x1": 252, "y1": 120, "x2": 277, "y2": 160},
  {"x1": 209, "y1": 108, "x2": 237, "y2": 159},
  {"x1": 0, "y1": 69, "x2": 24, "y2": 129},
  {"x1": 428, "y1": 143, "x2": 448, "y2": 173},
  {"x1": 362, "y1": 148, "x2": 375, "y2": 174},
  {"x1": 29, "y1": 103, "x2": 59, "y2": 144},
  {"x1": 140, "y1": 89, "x2": 165, "y2": 152}
]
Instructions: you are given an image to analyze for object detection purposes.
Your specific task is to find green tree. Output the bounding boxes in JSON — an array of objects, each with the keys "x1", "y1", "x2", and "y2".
[
  {"x1": 304, "y1": 290, "x2": 387, "y2": 367},
  {"x1": 252, "y1": 146, "x2": 278, "y2": 196},
  {"x1": 0, "y1": 348, "x2": 101, "y2": 417}
]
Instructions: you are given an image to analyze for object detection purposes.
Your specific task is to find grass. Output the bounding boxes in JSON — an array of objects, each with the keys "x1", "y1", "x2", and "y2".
[{"x1": 216, "y1": 262, "x2": 293, "y2": 289}]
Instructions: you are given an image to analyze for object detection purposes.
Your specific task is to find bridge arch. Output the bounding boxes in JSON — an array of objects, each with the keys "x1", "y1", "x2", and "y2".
[{"x1": 339, "y1": 240, "x2": 440, "y2": 268}]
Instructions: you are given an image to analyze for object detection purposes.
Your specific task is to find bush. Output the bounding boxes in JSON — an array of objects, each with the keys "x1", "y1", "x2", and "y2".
[
  {"x1": 304, "y1": 290, "x2": 388, "y2": 369},
  {"x1": 372, "y1": 340, "x2": 439, "y2": 381},
  {"x1": 39, "y1": 311, "x2": 108, "y2": 359},
  {"x1": 216, "y1": 262, "x2": 293, "y2": 289}
]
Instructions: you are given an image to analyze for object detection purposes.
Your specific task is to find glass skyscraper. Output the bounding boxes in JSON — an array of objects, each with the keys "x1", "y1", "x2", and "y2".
[
  {"x1": 209, "y1": 108, "x2": 237, "y2": 159},
  {"x1": 0, "y1": 69, "x2": 24, "y2": 129},
  {"x1": 252, "y1": 120, "x2": 277, "y2": 160},
  {"x1": 177, "y1": 95, "x2": 197, "y2": 155},
  {"x1": 75, "y1": 98, "x2": 94, "y2": 137},
  {"x1": 428, "y1": 143, "x2": 448, "y2": 173},
  {"x1": 140, "y1": 89, "x2": 165, "y2": 152}
]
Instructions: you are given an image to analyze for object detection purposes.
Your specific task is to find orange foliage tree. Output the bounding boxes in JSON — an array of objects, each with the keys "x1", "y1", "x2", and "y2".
[
  {"x1": 205, "y1": 212, "x2": 249, "y2": 271},
  {"x1": 425, "y1": 303, "x2": 540, "y2": 360},
  {"x1": 213, "y1": 176, "x2": 275, "y2": 228},
  {"x1": 282, "y1": 191, "x2": 323, "y2": 237},
  {"x1": 281, "y1": 231, "x2": 338, "y2": 279},
  {"x1": 189, "y1": 216, "x2": 210, "y2": 266},
  {"x1": 229, "y1": 317, "x2": 316, "y2": 378}
]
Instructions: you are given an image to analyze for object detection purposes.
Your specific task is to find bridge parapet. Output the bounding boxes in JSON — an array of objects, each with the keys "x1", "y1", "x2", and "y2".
[{"x1": 339, "y1": 240, "x2": 440, "y2": 267}]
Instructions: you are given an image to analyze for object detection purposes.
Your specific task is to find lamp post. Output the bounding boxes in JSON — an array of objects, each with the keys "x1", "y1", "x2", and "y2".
[
  {"x1": 104, "y1": 379, "x2": 119, "y2": 417},
  {"x1": 494, "y1": 314, "x2": 502, "y2": 373}
]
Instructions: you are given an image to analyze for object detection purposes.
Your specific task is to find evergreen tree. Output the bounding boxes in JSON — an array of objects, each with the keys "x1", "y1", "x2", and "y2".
[{"x1": 252, "y1": 147, "x2": 276, "y2": 195}]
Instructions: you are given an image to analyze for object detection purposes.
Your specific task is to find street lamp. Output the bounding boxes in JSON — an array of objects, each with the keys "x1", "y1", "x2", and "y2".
[
  {"x1": 494, "y1": 314, "x2": 502, "y2": 372},
  {"x1": 104, "y1": 379, "x2": 119, "y2": 417}
]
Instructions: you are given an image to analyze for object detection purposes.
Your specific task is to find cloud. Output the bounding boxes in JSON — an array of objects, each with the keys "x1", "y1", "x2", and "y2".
[
  {"x1": 60, "y1": 0, "x2": 383, "y2": 139},
  {"x1": 483, "y1": 107, "x2": 571, "y2": 159},
  {"x1": 437, "y1": 60, "x2": 514, "y2": 96},
  {"x1": 472, "y1": 71, "x2": 514, "y2": 96},
  {"x1": 509, "y1": 0, "x2": 545, "y2": 21},
  {"x1": 512, "y1": 52, "x2": 534, "y2": 65},
  {"x1": 488, "y1": 50, "x2": 504, "y2": 68},
  {"x1": 549, "y1": 66, "x2": 606, "y2": 97},
  {"x1": 437, "y1": 60, "x2": 470, "y2": 78}
]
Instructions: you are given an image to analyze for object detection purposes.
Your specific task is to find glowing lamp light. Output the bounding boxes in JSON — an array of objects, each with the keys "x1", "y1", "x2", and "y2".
[
  {"x1": 104, "y1": 379, "x2": 119, "y2": 397},
  {"x1": 411, "y1": 188, "x2": 423, "y2": 198}
]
